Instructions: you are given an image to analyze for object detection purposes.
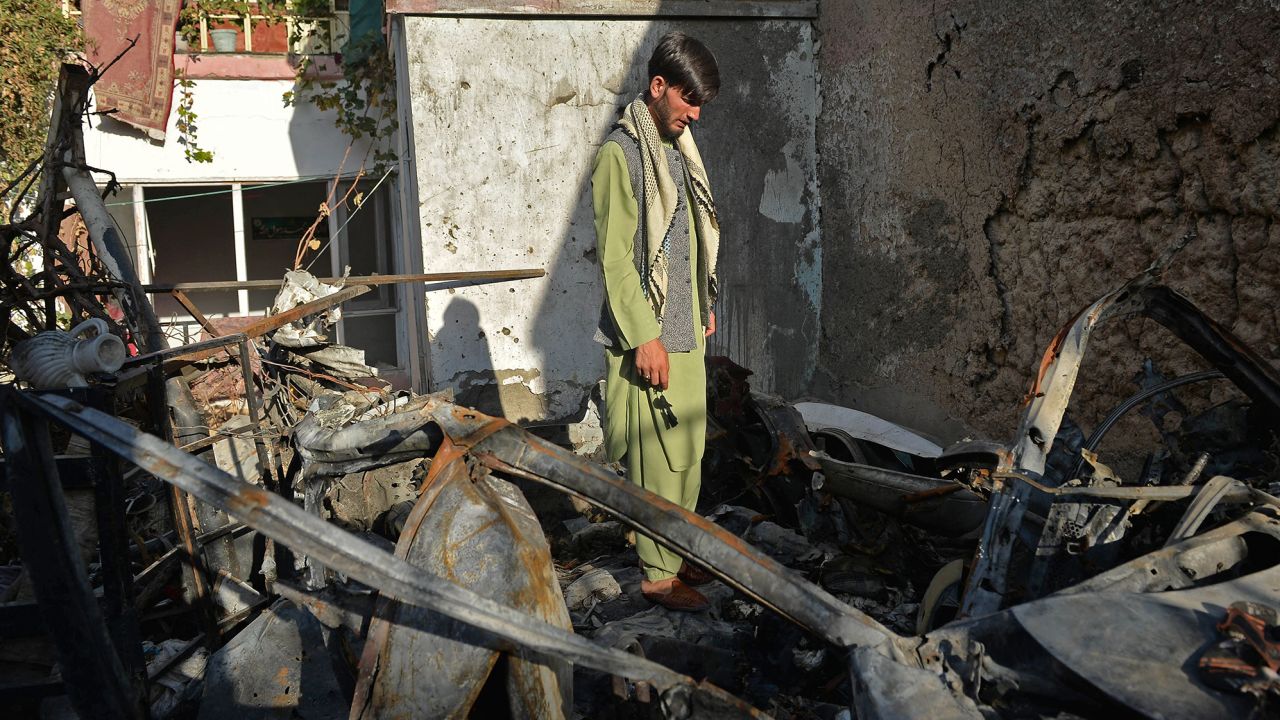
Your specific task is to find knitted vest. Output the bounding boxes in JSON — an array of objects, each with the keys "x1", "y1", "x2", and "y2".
[{"x1": 595, "y1": 128, "x2": 698, "y2": 352}]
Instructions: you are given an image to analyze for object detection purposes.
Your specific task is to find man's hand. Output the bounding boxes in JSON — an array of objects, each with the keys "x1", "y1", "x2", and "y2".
[
  {"x1": 705, "y1": 310, "x2": 716, "y2": 337},
  {"x1": 634, "y1": 338, "x2": 670, "y2": 390}
]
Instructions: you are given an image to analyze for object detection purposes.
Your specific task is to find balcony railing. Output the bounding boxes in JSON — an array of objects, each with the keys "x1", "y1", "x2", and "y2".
[
  {"x1": 182, "y1": 9, "x2": 351, "y2": 54},
  {"x1": 61, "y1": 0, "x2": 349, "y2": 55}
]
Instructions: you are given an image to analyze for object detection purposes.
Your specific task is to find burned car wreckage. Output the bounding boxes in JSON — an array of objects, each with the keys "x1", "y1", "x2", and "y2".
[{"x1": 3, "y1": 67, "x2": 1280, "y2": 720}]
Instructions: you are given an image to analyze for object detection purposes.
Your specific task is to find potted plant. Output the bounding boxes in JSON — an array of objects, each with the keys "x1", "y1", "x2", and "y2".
[{"x1": 177, "y1": 0, "x2": 260, "y2": 53}]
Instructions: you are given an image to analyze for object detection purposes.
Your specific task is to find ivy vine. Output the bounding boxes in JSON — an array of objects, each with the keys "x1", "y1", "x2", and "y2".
[
  {"x1": 0, "y1": 0, "x2": 83, "y2": 214},
  {"x1": 282, "y1": 0, "x2": 396, "y2": 169},
  {"x1": 174, "y1": 70, "x2": 214, "y2": 164}
]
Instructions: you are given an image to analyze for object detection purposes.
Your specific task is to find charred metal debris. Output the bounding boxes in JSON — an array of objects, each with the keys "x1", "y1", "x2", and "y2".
[{"x1": 3, "y1": 67, "x2": 1280, "y2": 720}]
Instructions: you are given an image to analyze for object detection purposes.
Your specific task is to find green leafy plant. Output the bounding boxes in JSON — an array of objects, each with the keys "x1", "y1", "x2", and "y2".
[
  {"x1": 174, "y1": 70, "x2": 214, "y2": 163},
  {"x1": 284, "y1": 31, "x2": 398, "y2": 169},
  {"x1": 177, "y1": 0, "x2": 285, "y2": 48},
  {"x1": 0, "y1": 0, "x2": 83, "y2": 215},
  {"x1": 174, "y1": 0, "x2": 398, "y2": 170},
  {"x1": 289, "y1": 0, "x2": 332, "y2": 17}
]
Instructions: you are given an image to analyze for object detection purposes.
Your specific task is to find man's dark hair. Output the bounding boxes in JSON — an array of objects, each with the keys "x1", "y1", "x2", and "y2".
[{"x1": 647, "y1": 32, "x2": 720, "y2": 105}]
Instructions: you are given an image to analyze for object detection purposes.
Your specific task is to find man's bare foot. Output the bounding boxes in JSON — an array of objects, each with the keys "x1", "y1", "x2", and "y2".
[{"x1": 640, "y1": 576, "x2": 710, "y2": 612}]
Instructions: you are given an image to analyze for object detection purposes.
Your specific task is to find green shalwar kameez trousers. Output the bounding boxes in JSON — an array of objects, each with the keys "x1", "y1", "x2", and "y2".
[{"x1": 593, "y1": 137, "x2": 708, "y2": 583}]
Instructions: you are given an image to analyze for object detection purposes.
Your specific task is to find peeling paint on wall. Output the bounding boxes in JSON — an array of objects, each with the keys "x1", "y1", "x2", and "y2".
[{"x1": 759, "y1": 141, "x2": 807, "y2": 224}]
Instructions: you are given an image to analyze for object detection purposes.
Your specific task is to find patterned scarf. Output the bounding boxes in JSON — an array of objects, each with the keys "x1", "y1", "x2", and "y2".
[{"x1": 616, "y1": 96, "x2": 720, "y2": 318}]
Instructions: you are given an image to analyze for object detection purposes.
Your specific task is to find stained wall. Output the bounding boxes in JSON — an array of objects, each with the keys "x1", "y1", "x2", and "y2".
[
  {"x1": 398, "y1": 10, "x2": 820, "y2": 422},
  {"x1": 817, "y1": 1, "x2": 1280, "y2": 442}
]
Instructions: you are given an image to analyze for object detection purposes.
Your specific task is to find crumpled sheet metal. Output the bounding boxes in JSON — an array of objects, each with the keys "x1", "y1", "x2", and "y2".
[
  {"x1": 909, "y1": 509, "x2": 1280, "y2": 719},
  {"x1": 1059, "y1": 509, "x2": 1280, "y2": 597},
  {"x1": 197, "y1": 598, "x2": 346, "y2": 720},
  {"x1": 15, "y1": 391, "x2": 777, "y2": 719},
  {"x1": 291, "y1": 345, "x2": 377, "y2": 379},
  {"x1": 795, "y1": 401, "x2": 944, "y2": 459},
  {"x1": 848, "y1": 645, "x2": 984, "y2": 720},
  {"x1": 811, "y1": 453, "x2": 987, "y2": 536},
  {"x1": 1005, "y1": 566, "x2": 1265, "y2": 719},
  {"x1": 421, "y1": 398, "x2": 893, "y2": 650},
  {"x1": 962, "y1": 267, "x2": 1280, "y2": 618},
  {"x1": 269, "y1": 270, "x2": 346, "y2": 348},
  {"x1": 352, "y1": 445, "x2": 573, "y2": 719},
  {"x1": 293, "y1": 395, "x2": 444, "y2": 478}
]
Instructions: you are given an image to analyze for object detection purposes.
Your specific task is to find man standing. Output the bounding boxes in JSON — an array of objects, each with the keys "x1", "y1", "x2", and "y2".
[{"x1": 592, "y1": 33, "x2": 721, "y2": 612}]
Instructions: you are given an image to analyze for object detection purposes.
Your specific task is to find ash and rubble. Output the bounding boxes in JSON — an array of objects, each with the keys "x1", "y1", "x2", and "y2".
[{"x1": 4, "y1": 66, "x2": 1280, "y2": 720}]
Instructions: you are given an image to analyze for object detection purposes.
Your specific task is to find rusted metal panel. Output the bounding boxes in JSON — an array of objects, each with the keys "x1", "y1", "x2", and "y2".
[
  {"x1": 961, "y1": 267, "x2": 1280, "y2": 618},
  {"x1": 422, "y1": 400, "x2": 893, "y2": 649},
  {"x1": 13, "y1": 390, "x2": 772, "y2": 715},
  {"x1": 353, "y1": 445, "x2": 573, "y2": 718}
]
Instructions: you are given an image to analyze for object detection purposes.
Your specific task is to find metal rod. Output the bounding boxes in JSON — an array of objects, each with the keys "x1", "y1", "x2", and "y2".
[
  {"x1": 90, "y1": 429, "x2": 149, "y2": 704},
  {"x1": 146, "y1": 367, "x2": 219, "y2": 647},
  {"x1": 122, "y1": 332, "x2": 248, "y2": 368},
  {"x1": 171, "y1": 289, "x2": 220, "y2": 336}
]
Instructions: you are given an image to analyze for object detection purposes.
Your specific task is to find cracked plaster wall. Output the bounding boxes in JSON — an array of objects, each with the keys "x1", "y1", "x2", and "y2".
[
  {"x1": 816, "y1": 1, "x2": 1280, "y2": 442},
  {"x1": 402, "y1": 16, "x2": 819, "y2": 423}
]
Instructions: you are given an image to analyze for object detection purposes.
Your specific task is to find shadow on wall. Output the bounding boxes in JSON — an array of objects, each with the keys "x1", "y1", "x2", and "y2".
[
  {"x1": 526, "y1": 23, "x2": 673, "y2": 426},
  {"x1": 441, "y1": 297, "x2": 505, "y2": 418},
  {"x1": 400, "y1": 13, "x2": 819, "y2": 422},
  {"x1": 527, "y1": 18, "x2": 822, "y2": 425}
]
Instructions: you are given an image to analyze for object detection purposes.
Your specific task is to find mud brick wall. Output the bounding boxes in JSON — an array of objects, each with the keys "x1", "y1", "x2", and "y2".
[{"x1": 816, "y1": 1, "x2": 1280, "y2": 444}]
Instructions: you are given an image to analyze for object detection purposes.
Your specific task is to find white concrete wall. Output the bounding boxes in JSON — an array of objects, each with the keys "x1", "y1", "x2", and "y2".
[
  {"x1": 401, "y1": 16, "x2": 819, "y2": 423},
  {"x1": 84, "y1": 79, "x2": 371, "y2": 183}
]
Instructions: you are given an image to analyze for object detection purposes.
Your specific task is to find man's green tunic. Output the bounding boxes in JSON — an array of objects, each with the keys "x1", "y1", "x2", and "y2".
[{"x1": 593, "y1": 140, "x2": 707, "y2": 583}]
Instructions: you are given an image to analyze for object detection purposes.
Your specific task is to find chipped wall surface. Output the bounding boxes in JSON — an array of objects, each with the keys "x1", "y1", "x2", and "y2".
[
  {"x1": 817, "y1": 1, "x2": 1280, "y2": 442},
  {"x1": 400, "y1": 16, "x2": 818, "y2": 423}
]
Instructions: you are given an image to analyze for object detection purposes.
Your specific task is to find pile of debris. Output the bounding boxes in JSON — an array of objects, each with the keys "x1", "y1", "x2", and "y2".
[{"x1": 4, "y1": 64, "x2": 1280, "y2": 720}]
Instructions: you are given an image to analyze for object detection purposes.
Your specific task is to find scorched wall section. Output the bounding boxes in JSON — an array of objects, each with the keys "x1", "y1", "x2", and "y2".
[{"x1": 817, "y1": 0, "x2": 1280, "y2": 441}]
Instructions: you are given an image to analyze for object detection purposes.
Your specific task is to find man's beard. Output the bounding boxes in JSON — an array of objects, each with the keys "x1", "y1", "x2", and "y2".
[{"x1": 651, "y1": 96, "x2": 682, "y2": 139}]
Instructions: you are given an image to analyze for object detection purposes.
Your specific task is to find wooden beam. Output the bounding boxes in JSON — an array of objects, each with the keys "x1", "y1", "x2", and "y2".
[
  {"x1": 142, "y1": 268, "x2": 544, "y2": 293},
  {"x1": 171, "y1": 290, "x2": 220, "y2": 337},
  {"x1": 167, "y1": 285, "x2": 370, "y2": 366}
]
